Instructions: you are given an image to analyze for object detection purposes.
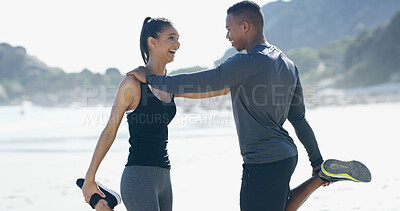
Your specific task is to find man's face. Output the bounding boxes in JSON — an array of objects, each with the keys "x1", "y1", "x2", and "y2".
[{"x1": 226, "y1": 14, "x2": 245, "y2": 52}]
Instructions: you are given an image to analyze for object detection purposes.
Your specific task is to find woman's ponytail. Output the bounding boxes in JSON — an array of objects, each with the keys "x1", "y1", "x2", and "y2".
[{"x1": 140, "y1": 17, "x2": 152, "y2": 65}]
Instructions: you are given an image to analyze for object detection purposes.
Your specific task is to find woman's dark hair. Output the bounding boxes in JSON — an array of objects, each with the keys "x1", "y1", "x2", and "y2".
[{"x1": 140, "y1": 17, "x2": 173, "y2": 65}]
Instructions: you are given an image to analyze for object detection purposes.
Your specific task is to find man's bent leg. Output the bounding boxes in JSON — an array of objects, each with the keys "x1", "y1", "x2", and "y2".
[
  {"x1": 285, "y1": 175, "x2": 325, "y2": 211},
  {"x1": 240, "y1": 156, "x2": 297, "y2": 211},
  {"x1": 286, "y1": 159, "x2": 372, "y2": 211}
]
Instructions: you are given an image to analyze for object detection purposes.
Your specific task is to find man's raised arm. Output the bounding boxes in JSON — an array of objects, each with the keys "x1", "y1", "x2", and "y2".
[{"x1": 128, "y1": 54, "x2": 250, "y2": 94}]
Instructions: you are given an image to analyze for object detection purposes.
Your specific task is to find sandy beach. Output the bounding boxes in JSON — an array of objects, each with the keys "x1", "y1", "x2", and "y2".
[{"x1": 1, "y1": 103, "x2": 400, "y2": 211}]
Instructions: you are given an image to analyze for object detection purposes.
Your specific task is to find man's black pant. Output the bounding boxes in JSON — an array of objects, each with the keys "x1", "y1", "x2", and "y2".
[{"x1": 240, "y1": 155, "x2": 298, "y2": 211}]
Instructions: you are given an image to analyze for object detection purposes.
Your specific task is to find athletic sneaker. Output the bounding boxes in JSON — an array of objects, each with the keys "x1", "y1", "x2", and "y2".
[
  {"x1": 318, "y1": 159, "x2": 372, "y2": 183},
  {"x1": 76, "y1": 178, "x2": 121, "y2": 209}
]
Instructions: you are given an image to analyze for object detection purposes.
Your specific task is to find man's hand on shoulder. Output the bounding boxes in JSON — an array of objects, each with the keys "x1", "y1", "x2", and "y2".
[{"x1": 126, "y1": 66, "x2": 147, "y2": 83}]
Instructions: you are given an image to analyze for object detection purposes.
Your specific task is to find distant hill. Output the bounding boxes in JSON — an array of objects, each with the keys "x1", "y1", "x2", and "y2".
[
  {"x1": 286, "y1": 10, "x2": 400, "y2": 88},
  {"x1": 339, "y1": 10, "x2": 400, "y2": 87},
  {"x1": 215, "y1": 0, "x2": 400, "y2": 66},
  {"x1": 263, "y1": 0, "x2": 400, "y2": 50},
  {"x1": 0, "y1": 43, "x2": 123, "y2": 106}
]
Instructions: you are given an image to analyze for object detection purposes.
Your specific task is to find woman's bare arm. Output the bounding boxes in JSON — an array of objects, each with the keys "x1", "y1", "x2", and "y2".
[{"x1": 82, "y1": 76, "x2": 139, "y2": 202}]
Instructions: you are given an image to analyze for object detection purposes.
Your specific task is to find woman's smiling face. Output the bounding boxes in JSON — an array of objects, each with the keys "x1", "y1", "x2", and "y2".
[{"x1": 150, "y1": 25, "x2": 180, "y2": 64}]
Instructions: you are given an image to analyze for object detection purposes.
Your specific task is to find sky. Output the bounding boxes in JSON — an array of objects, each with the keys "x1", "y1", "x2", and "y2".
[{"x1": 1, "y1": 0, "x2": 277, "y2": 74}]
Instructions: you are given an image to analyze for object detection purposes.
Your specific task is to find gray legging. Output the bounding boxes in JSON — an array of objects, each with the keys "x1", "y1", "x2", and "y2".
[{"x1": 120, "y1": 165, "x2": 172, "y2": 211}]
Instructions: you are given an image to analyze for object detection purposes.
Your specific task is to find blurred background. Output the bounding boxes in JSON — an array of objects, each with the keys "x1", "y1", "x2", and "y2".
[
  {"x1": 1, "y1": 0, "x2": 400, "y2": 107},
  {"x1": 1, "y1": 0, "x2": 400, "y2": 210}
]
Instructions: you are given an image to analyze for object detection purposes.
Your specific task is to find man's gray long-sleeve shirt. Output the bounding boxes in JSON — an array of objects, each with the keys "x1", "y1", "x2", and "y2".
[{"x1": 146, "y1": 44, "x2": 323, "y2": 168}]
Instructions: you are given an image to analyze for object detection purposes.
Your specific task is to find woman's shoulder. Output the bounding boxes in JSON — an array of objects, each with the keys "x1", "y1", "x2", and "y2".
[
  {"x1": 113, "y1": 76, "x2": 141, "y2": 99},
  {"x1": 119, "y1": 75, "x2": 141, "y2": 89}
]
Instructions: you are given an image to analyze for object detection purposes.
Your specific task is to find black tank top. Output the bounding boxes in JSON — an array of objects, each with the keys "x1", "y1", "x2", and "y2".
[{"x1": 126, "y1": 82, "x2": 176, "y2": 169}]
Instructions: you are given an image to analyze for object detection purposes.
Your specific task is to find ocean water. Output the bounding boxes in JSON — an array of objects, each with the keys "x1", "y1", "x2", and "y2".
[{"x1": 0, "y1": 105, "x2": 236, "y2": 152}]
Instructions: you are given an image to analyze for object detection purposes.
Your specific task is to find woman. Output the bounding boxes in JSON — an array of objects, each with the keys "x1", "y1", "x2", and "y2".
[{"x1": 81, "y1": 17, "x2": 230, "y2": 211}]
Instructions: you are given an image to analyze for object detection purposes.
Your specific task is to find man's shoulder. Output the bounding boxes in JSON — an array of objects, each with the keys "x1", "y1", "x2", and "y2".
[
  {"x1": 230, "y1": 52, "x2": 249, "y2": 60},
  {"x1": 221, "y1": 52, "x2": 251, "y2": 67}
]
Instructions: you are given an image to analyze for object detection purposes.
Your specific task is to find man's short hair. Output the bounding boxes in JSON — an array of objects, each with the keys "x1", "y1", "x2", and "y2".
[{"x1": 227, "y1": 1, "x2": 264, "y2": 30}]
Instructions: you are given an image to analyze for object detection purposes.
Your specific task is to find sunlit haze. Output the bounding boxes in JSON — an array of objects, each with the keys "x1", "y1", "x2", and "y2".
[{"x1": 1, "y1": 0, "x2": 277, "y2": 74}]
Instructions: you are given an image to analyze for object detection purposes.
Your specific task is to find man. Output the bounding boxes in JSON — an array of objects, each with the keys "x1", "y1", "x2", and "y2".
[{"x1": 127, "y1": 1, "x2": 371, "y2": 210}]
